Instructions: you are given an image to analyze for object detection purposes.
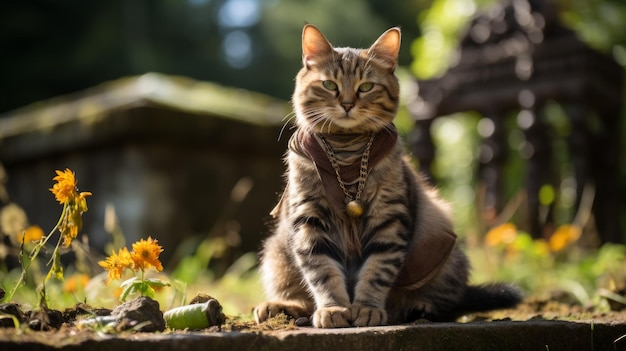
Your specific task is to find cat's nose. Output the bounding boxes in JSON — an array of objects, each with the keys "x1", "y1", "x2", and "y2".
[{"x1": 341, "y1": 103, "x2": 354, "y2": 112}]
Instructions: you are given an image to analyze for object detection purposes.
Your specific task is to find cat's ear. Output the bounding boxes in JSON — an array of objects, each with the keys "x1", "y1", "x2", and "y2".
[
  {"x1": 302, "y1": 24, "x2": 333, "y2": 68},
  {"x1": 368, "y1": 27, "x2": 401, "y2": 71}
]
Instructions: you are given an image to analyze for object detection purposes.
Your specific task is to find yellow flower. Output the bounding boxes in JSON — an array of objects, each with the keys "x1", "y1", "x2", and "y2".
[
  {"x1": 532, "y1": 238, "x2": 551, "y2": 257},
  {"x1": 549, "y1": 224, "x2": 582, "y2": 253},
  {"x1": 130, "y1": 236, "x2": 164, "y2": 272},
  {"x1": 76, "y1": 191, "x2": 92, "y2": 210},
  {"x1": 18, "y1": 225, "x2": 44, "y2": 244},
  {"x1": 485, "y1": 223, "x2": 517, "y2": 246},
  {"x1": 59, "y1": 206, "x2": 80, "y2": 248},
  {"x1": 49, "y1": 168, "x2": 92, "y2": 248},
  {"x1": 49, "y1": 169, "x2": 77, "y2": 205},
  {"x1": 60, "y1": 223, "x2": 79, "y2": 248},
  {"x1": 99, "y1": 247, "x2": 133, "y2": 284}
]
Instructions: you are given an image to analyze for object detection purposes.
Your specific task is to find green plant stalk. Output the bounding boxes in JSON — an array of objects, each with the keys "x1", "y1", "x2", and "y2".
[
  {"x1": 4, "y1": 203, "x2": 67, "y2": 303},
  {"x1": 614, "y1": 334, "x2": 626, "y2": 351},
  {"x1": 39, "y1": 207, "x2": 74, "y2": 308},
  {"x1": 140, "y1": 268, "x2": 145, "y2": 291},
  {"x1": 0, "y1": 312, "x2": 21, "y2": 330},
  {"x1": 163, "y1": 299, "x2": 222, "y2": 330},
  {"x1": 591, "y1": 321, "x2": 594, "y2": 351}
]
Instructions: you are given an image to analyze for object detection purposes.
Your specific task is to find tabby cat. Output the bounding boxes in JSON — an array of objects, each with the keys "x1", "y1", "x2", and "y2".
[{"x1": 254, "y1": 24, "x2": 521, "y2": 328}]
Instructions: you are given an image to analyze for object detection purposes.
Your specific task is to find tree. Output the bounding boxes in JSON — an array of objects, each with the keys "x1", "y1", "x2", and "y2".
[{"x1": 0, "y1": 0, "x2": 425, "y2": 114}]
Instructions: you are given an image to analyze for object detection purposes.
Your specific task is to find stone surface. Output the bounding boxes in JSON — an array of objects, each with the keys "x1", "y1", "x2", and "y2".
[{"x1": 1, "y1": 319, "x2": 626, "y2": 351}]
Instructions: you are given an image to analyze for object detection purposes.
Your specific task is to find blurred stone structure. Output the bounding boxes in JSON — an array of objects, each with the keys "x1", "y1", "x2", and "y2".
[
  {"x1": 0, "y1": 73, "x2": 290, "y2": 265},
  {"x1": 412, "y1": 0, "x2": 623, "y2": 242}
]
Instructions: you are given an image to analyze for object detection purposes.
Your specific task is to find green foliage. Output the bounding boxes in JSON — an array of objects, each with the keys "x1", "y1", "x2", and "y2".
[
  {"x1": 430, "y1": 113, "x2": 481, "y2": 234},
  {"x1": 171, "y1": 239, "x2": 262, "y2": 317},
  {"x1": 119, "y1": 277, "x2": 170, "y2": 302},
  {"x1": 171, "y1": 237, "x2": 229, "y2": 284},
  {"x1": 411, "y1": 0, "x2": 488, "y2": 78},
  {"x1": 471, "y1": 224, "x2": 626, "y2": 308},
  {"x1": 559, "y1": 0, "x2": 626, "y2": 62},
  {"x1": 394, "y1": 67, "x2": 421, "y2": 135}
]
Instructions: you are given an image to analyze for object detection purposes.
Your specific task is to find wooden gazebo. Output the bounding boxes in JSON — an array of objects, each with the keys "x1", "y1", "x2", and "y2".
[{"x1": 411, "y1": 0, "x2": 623, "y2": 242}]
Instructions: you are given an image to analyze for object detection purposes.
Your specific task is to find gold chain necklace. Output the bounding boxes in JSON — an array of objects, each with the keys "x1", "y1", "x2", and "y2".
[{"x1": 319, "y1": 134, "x2": 375, "y2": 218}]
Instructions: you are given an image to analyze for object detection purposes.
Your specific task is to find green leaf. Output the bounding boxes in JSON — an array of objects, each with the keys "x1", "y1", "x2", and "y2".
[
  {"x1": 120, "y1": 277, "x2": 138, "y2": 288},
  {"x1": 120, "y1": 281, "x2": 139, "y2": 302},
  {"x1": 141, "y1": 284, "x2": 155, "y2": 299},
  {"x1": 146, "y1": 278, "x2": 170, "y2": 288},
  {"x1": 45, "y1": 249, "x2": 64, "y2": 282}
]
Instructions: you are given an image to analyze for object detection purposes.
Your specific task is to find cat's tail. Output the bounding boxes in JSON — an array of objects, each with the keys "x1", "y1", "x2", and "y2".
[{"x1": 459, "y1": 283, "x2": 524, "y2": 313}]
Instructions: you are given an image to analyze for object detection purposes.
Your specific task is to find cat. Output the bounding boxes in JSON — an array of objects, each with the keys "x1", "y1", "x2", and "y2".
[{"x1": 253, "y1": 24, "x2": 522, "y2": 328}]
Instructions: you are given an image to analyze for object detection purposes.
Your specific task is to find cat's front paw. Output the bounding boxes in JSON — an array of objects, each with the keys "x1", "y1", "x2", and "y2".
[
  {"x1": 350, "y1": 305, "x2": 387, "y2": 327},
  {"x1": 254, "y1": 301, "x2": 308, "y2": 324},
  {"x1": 312, "y1": 306, "x2": 351, "y2": 328}
]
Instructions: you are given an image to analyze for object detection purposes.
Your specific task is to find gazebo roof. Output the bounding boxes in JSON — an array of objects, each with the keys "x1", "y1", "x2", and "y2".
[
  {"x1": 413, "y1": 0, "x2": 623, "y2": 119},
  {"x1": 0, "y1": 73, "x2": 289, "y2": 163}
]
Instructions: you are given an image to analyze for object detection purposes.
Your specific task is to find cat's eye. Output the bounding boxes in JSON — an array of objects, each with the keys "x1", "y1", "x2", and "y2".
[
  {"x1": 358, "y1": 82, "x2": 374, "y2": 92},
  {"x1": 322, "y1": 80, "x2": 338, "y2": 91}
]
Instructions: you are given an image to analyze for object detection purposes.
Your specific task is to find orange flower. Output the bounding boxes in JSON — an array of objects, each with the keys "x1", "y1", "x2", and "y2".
[
  {"x1": 130, "y1": 237, "x2": 164, "y2": 272},
  {"x1": 18, "y1": 225, "x2": 44, "y2": 244},
  {"x1": 485, "y1": 223, "x2": 517, "y2": 246},
  {"x1": 49, "y1": 169, "x2": 77, "y2": 205},
  {"x1": 63, "y1": 274, "x2": 90, "y2": 293},
  {"x1": 98, "y1": 247, "x2": 133, "y2": 284},
  {"x1": 48, "y1": 169, "x2": 92, "y2": 247},
  {"x1": 549, "y1": 225, "x2": 582, "y2": 253}
]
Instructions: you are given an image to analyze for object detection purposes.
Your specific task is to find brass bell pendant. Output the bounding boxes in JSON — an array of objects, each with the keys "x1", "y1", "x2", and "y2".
[{"x1": 346, "y1": 200, "x2": 364, "y2": 217}]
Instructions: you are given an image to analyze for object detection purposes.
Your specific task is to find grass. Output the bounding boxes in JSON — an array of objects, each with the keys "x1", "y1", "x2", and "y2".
[
  {"x1": 4, "y1": 229, "x2": 625, "y2": 321},
  {"x1": 469, "y1": 226, "x2": 626, "y2": 310}
]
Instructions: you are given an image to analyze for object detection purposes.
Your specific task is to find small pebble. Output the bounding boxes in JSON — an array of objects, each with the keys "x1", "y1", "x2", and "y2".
[{"x1": 295, "y1": 316, "x2": 311, "y2": 326}]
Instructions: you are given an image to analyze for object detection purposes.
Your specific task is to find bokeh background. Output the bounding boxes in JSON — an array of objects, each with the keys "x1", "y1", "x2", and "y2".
[
  {"x1": 0, "y1": 0, "x2": 424, "y2": 113},
  {"x1": 1, "y1": 0, "x2": 626, "y2": 312}
]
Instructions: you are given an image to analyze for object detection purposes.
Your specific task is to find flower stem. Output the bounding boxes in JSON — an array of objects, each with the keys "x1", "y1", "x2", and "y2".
[
  {"x1": 140, "y1": 268, "x2": 145, "y2": 296},
  {"x1": 3, "y1": 203, "x2": 67, "y2": 303}
]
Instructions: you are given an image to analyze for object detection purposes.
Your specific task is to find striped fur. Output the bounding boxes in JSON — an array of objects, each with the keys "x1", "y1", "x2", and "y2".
[{"x1": 254, "y1": 25, "x2": 521, "y2": 328}]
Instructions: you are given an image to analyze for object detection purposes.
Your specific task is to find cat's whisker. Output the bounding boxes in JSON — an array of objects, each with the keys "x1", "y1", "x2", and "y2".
[
  {"x1": 282, "y1": 110, "x2": 296, "y2": 121},
  {"x1": 363, "y1": 108, "x2": 395, "y2": 118},
  {"x1": 360, "y1": 111, "x2": 396, "y2": 130},
  {"x1": 320, "y1": 118, "x2": 333, "y2": 134},
  {"x1": 305, "y1": 113, "x2": 325, "y2": 125},
  {"x1": 299, "y1": 109, "x2": 336, "y2": 134},
  {"x1": 278, "y1": 112, "x2": 298, "y2": 141}
]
